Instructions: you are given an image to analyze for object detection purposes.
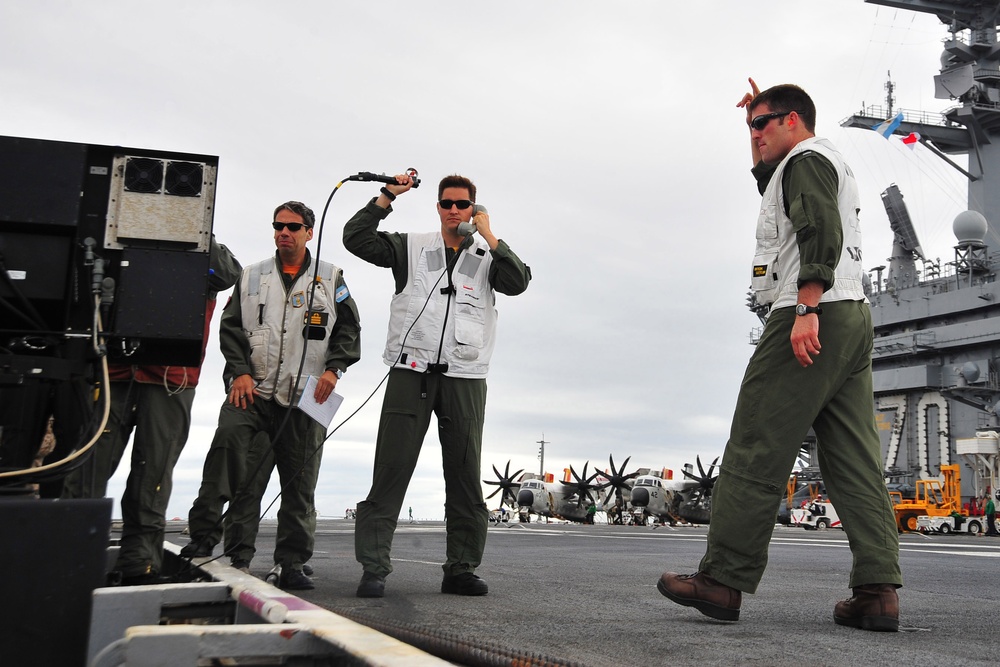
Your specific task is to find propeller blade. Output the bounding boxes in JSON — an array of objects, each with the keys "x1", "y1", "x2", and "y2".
[
  {"x1": 485, "y1": 460, "x2": 524, "y2": 509},
  {"x1": 606, "y1": 455, "x2": 619, "y2": 478}
]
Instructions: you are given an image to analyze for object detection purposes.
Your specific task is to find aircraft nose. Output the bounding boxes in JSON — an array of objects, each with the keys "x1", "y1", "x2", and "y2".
[
  {"x1": 517, "y1": 489, "x2": 534, "y2": 507},
  {"x1": 631, "y1": 487, "x2": 650, "y2": 507}
]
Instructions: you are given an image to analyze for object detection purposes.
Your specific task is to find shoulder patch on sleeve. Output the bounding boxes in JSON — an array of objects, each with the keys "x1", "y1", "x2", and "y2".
[{"x1": 335, "y1": 284, "x2": 350, "y2": 303}]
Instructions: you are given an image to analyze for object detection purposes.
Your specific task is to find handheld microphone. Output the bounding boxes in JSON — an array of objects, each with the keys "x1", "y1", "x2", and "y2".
[
  {"x1": 347, "y1": 168, "x2": 421, "y2": 188},
  {"x1": 458, "y1": 204, "x2": 487, "y2": 236}
]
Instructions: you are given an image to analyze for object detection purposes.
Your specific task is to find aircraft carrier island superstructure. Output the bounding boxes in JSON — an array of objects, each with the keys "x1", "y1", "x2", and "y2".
[{"x1": 841, "y1": 0, "x2": 1000, "y2": 500}]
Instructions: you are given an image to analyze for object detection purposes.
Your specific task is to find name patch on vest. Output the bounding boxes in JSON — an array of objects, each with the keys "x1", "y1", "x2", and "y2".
[
  {"x1": 753, "y1": 264, "x2": 768, "y2": 278},
  {"x1": 303, "y1": 310, "x2": 329, "y2": 340}
]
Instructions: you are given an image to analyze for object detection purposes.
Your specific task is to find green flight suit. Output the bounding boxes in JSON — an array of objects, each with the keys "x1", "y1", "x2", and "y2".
[
  {"x1": 186, "y1": 250, "x2": 361, "y2": 570},
  {"x1": 356, "y1": 368, "x2": 489, "y2": 577},
  {"x1": 344, "y1": 199, "x2": 531, "y2": 578},
  {"x1": 62, "y1": 238, "x2": 241, "y2": 578},
  {"x1": 699, "y1": 152, "x2": 902, "y2": 594}
]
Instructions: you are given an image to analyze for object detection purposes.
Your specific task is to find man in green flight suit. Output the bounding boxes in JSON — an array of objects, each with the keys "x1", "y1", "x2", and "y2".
[
  {"x1": 181, "y1": 201, "x2": 361, "y2": 590},
  {"x1": 658, "y1": 80, "x2": 902, "y2": 631},
  {"x1": 345, "y1": 173, "x2": 530, "y2": 598},
  {"x1": 63, "y1": 237, "x2": 240, "y2": 585}
]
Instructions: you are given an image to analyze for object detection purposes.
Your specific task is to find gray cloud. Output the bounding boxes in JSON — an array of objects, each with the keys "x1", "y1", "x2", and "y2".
[{"x1": 0, "y1": 1, "x2": 965, "y2": 523}]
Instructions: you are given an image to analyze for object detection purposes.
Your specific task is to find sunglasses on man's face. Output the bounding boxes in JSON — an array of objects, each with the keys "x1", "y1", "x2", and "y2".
[
  {"x1": 749, "y1": 110, "x2": 794, "y2": 131},
  {"x1": 272, "y1": 222, "x2": 308, "y2": 232},
  {"x1": 438, "y1": 199, "x2": 473, "y2": 210}
]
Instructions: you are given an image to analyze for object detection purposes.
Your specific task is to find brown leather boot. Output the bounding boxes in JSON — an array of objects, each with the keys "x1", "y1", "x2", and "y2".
[
  {"x1": 657, "y1": 571, "x2": 742, "y2": 621},
  {"x1": 833, "y1": 584, "x2": 899, "y2": 632}
]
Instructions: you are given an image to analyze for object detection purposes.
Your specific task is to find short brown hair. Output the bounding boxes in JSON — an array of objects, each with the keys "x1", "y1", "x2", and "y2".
[
  {"x1": 438, "y1": 174, "x2": 477, "y2": 202},
  {"x1": 273, "y1": 201, "x2": 315, "y2": 227},
  {"x1": 750, "y1": 84, "x2": 817, "y2": 133}
]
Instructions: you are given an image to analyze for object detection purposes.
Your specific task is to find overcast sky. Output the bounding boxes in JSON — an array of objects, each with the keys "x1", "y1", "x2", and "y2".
[{"x1": 1, "y1": 1, "x2": 970, "y2": 523}]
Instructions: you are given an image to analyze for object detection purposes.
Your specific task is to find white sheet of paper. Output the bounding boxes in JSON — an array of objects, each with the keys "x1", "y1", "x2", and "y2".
[{"x1": 297, "y1": 375, "x2": 343, "y2": 428}]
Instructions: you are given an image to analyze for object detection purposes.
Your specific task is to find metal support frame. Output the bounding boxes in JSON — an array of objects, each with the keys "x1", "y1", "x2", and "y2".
[{"x1": 86, "y1": 543, "x2": 452, "y2": 667}]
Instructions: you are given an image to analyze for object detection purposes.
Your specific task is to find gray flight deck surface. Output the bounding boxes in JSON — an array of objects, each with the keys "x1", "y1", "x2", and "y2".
[{"x1": 166, "y1": 518, "x2": 1000, "y2": 667}]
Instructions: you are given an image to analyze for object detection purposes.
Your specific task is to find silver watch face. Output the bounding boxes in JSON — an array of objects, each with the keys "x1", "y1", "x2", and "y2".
[{"x1": 796, "y1": 304, "x2": 806, "y2": 315}]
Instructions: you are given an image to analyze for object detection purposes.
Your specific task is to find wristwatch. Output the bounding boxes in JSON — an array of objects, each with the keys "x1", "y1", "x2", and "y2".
[
  {"x1": 795, "y1": 304, "x2": 823, "y2": 316},
  {"x1": 332, "y1": 368, "x2": 344, "y2": 379}
]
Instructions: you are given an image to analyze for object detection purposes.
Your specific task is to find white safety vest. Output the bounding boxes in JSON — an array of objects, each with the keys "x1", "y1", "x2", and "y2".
[
  {"x1": 383, "y1": 232, "x2": 498, "y2": 379},
  {"x1": 240, "y1": 257, "x2": 339, "y2": 407},
  {"x1": 751, "y1": 137, "x2": 867, "y2": 312}
]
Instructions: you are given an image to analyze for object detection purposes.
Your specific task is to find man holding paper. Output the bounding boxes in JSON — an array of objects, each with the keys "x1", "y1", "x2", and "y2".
[{"x1": 181, "y1": 200, "x2": 361, "y2": 590}]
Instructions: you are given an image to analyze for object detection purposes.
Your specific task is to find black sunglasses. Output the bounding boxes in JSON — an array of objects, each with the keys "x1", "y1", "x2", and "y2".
[
  {"x1": 438, "y1": 199, "x2": 473, "y2": 210},
  {"x1": 272, "y1": 222, "x2": 308, "y2": 232},
  {"x1": 749, "y1": 110, "x2": 794, "y2": 131}
]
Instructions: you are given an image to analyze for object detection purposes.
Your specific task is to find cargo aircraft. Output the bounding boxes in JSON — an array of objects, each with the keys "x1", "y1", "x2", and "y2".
[
  {"x1": 485, "y1": 454, "x2": 721, "y2": 525},
  {"x1": 628, "y1": 456, "x2": 719, "y2": 525},
  {"x1": 485, "y1": 461, "x2": 608, "y2": 523}
]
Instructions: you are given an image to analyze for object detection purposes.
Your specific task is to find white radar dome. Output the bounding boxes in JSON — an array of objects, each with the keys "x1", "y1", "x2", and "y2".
[{"x1": 953, "y1": 210, "x2": 988, "y2": 244}]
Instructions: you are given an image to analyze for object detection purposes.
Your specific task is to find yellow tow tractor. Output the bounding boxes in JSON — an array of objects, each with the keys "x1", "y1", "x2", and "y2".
[{"x1": 893, "y1": 464, "x2": 968, "y2": 533}]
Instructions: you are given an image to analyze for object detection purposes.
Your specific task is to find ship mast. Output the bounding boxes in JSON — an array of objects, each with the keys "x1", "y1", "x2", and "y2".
[
  {"x1": 843, "y1": 0, "x2": 1000, "y2": 252},
  {"x1": 885, "y1": 70, "x2": 896, "y2": 117}
]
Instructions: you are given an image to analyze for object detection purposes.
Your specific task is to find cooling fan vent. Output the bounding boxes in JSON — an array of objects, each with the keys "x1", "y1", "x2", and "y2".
[
  {"x1": 165, "y1": 161, "x2": 203, "y2": 197},
  {"x1": 123, "y1": 157, "x2": 164, "y2": 193}
]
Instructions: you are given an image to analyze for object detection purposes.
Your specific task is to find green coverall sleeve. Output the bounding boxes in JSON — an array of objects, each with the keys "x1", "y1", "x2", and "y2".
[
  {"x1": 782, "y1": 151, "x2": 842, "y2": 292},
  {"x1": 219, "y1": 283, "x2": 252, "y2": 390},
  {"x1": 207, "y1": 236, "x2": 242, "y2": 299},
  {"x1": 343, "y1": 198, "x2": 410, "y2": 293},
  {"x1": 488, "y1": 240, "x2": 532, "y2": 296},
  {"x1": 326, "y1": 271, "x2": 362, "y2": 375}
]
